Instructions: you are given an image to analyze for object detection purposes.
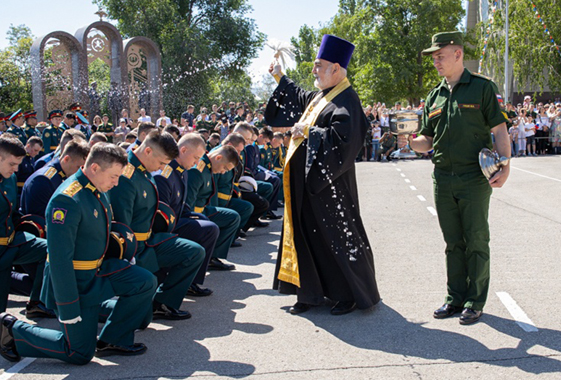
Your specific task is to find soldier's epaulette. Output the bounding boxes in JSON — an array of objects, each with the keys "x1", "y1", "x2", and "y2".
[
  {"x1": 122, "y1": 163, "x2": 135, "y2": 179},
  {"x1": 161, "y1": 165, "x2": 173, "y2": 179},
  {"x1": 44, "y1": 167, "x2": 57, "y2": 179},
  {"x1": 471, "y1": 72, "x2": 491, "y2": 81},
  {"x1": 196, "y1": 160, "x2": 206, "y2": 172},
  {"x1": 62, "y1": 180, "x2": 83, "y2": 197}
]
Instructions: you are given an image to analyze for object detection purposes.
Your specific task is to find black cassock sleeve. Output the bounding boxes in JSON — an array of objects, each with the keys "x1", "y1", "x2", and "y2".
[{"x1": 264, "y1": 76, "x2": 319, "y2": 127}]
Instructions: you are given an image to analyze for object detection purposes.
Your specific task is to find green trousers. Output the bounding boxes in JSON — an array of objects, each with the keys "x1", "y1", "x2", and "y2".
[
  {"x1": 12, "y1": 264, "x2": 156, "y2": 365},
  {"x1": 433, "y1": 170, "x2": 492, "y2": 311},
  {"x1": 204, "y1": 207, "x2": 240, "y2": 259}
]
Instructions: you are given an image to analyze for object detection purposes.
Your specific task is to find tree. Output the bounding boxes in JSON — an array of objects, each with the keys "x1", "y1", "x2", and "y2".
[
  {"x1": 286, "y1": 0, "x2": 465, "y2": 105},
  {"x1": 94, "y1": 0, "x2": 266, "y2": 116},
  {"x1": 0, "y1": 24, "x2": 34, "y2": 111},
  {"x1": 476, "y1": 0, "x2": 561, "y2": 97}
]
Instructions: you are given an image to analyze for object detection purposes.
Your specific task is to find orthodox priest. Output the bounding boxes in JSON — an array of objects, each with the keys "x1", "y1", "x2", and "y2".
[{"x1": 265, "y1": 35, "x2": 380, "y2": 316}]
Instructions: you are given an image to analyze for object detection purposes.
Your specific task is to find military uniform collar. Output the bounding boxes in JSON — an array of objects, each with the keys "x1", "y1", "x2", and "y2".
[
  {"x1": 128, "y1": 151, "x2": 148, "y2": 173},
  {"x1": 198, "y1": 154, "x2": 212, "y2": 172},
  {"x1": 75, "y1": 168, "x2": 98, "y2": 193},
  {"x1": 49, "y1": 158, "x2": 67, "y2": 178},
  {"x1": 169, "y1": 159, "x2": 185, "y2": 173},
  {"x1": 437, "y1": 68, "x2": 472, "y2": 91}
]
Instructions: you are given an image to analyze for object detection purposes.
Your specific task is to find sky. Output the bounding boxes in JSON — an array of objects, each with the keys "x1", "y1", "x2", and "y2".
[{"x1": 0, "y1": 0, "x2": 340, "y2": 85}]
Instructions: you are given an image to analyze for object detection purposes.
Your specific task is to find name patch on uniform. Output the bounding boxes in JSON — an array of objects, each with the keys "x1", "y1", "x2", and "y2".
[
  {"x1": 429, "y1": 108, "x2": 442, "y2": 118},
  {"x1": 52, "y1": 208, "x2": 67, "y2": 224},
  {"x1": 458, "y1": 104, "x2": 481, "y2": 110}
]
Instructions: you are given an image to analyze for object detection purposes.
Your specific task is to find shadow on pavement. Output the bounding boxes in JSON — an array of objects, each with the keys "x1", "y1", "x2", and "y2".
[{"x1": 303, "y1": 302, "x2": 561, "y2": 374}]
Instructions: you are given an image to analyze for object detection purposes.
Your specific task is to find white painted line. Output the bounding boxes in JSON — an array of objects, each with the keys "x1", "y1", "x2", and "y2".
[
  {"x1": 417, "y1": 195, "x2": 426, "y2": 202},
  {"x1": 427, "y1": 207, "x2": 437, "y2": 216},
  {"x1": 496, "y1": 291, "x2": 538, "y2": 332},
  {"x1": 396, "y1": 168, "x2": 402, "y2": 172},
  {"x1": 0, "y1": 358, "x2": 35, "y2": 380},
  {"x1": 511, "y1": 166, "x2": 561, "y2": 183},
  {"x1": 404, "y1": 179, "x2": 411, "y2": 183},
  {"x1": 400, "y1": 173, "x2": 406, "y2": 177},
  {"x1": 409, "y1": 186, "x2": 417, "y2": 191}
]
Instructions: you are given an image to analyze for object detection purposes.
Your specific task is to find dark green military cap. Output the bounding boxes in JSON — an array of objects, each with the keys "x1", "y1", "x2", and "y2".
[{"x1": 422, "y1": 31, "x2": 464, "y2": 55}]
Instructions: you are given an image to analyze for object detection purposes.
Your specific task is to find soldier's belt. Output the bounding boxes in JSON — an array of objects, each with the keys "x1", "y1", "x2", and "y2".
[
  {"x1": 217, "y1": 193, "x2": 231, "y2": 201},
  {"x1": 47, "y1": 255, "x2": 103, "y2": 270},
  {"x1": 50, "y1": 146, "x2": 58, "y2": 150},
  {"x1": 0, "y1": 231, "x2": 15, "y2": 246},
  {"x1": 194, "y1": 206, "x2": 204, "y2": 213},
  {"x1": 17, "y1": 182, "x2": 24, "y2": 188},
  {"x1": 134, "y1": 230, "x2": 151, "y2": 241}
]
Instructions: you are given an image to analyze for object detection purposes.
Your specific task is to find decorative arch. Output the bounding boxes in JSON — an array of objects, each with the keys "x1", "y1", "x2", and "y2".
[
  {"x1": 123, "y1": 37, "x2": 162, "y2": 120},
  {"x1": 30, "y1": 31, "x2": 87, "y2": 121}
]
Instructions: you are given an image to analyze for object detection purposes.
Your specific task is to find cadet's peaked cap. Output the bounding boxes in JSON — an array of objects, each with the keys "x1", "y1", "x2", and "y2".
[
  {"x1": 9, "y1": 109, "x2": 23, "y2": 121},
  {"x1": 24, "y1": 110, "x2": 37, "y2": 119},
  {"x1": 48, "y1": 110, "x2": 63, "y2": 119},
  {"x1": 107, "y1": 222, "x2": 137, "y2": 261},
  {"x1": 76, "y1": 111, "x2": 89, "y2": 125},
  {"x1": 422, "y1": 31, "x2": 464, "y2": 55},
  {"x1": 317, "y1": 34, "x2": 355, "y2": 69}
]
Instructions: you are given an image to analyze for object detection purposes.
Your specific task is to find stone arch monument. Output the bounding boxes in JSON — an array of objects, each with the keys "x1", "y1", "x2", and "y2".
[{"x1": 30, "y1": 16, "x2": 162, "y2": 123}]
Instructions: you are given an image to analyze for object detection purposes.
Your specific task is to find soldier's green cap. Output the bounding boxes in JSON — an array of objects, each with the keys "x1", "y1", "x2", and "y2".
[{"x1": 422, "y1": 31, "x2": 464, "y2": 55}]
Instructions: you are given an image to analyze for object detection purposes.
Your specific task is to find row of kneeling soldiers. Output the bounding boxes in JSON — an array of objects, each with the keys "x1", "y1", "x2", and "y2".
[{"x1": 0, "y1": 120, "x2": 286, "y2": 364}]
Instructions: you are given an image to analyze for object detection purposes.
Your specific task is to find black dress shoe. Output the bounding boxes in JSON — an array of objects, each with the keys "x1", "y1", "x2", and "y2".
[
  {"x1": 289, "y1": 302, "x2": 311, "y2": 315},
  {"x1": 330, "y1": 301, "x2": 357, "y2": 315},
  {"x1": 459, "y1": 308, "x2": 482, "y2": 325},
  {"x1": 153, "y1": 303, "x2": 192, "y2": 320},
  {"x1": 265, "y1": 211, "x2": 282, "y2": 220},
  {"x1": 0, "y1": 312, "x2": 20, "y2": 362},
  {"x1": 208, "y1": 258, "x2": 235, "y2": 271},
  {"x1": 433, "y1": 304, "x2": 463, "y2": 319},
  {"x1": 26, "y1": 301, "x2": 56, "y2": 319},
  {"x1": 238, "y1": 230, "x2": 247, "y2": 238},
  {"x1": 230, "y1": 240, "x2": 242, "y2": 248},
  {"x1": 187, "y1": 284, "x2": 213, "y2": 297},
  {"x1": 253, "y1": 220, "x2": 269, "y2": 228},
  {"x1": 95, "y1": 340, "x2": 147, "y2": 357}
]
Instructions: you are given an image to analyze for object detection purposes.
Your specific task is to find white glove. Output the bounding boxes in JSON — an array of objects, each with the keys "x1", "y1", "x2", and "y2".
[
  {"x1": 128, "y1": 257, "x2": 136, "y2": 265},
  {"x1": 59, "y1": 316, "x2": 82, "y2": 324}
]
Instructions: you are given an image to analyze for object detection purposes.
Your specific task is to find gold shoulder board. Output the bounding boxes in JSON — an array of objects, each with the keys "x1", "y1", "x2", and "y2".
[
  {"x1": 44, "y1": 167, "x2": 57, "y2": 179},
  {"x1": 62, "y1": 180, "x2": 83, "y2": 197},
  {"x1": 162, "y1": 165, "x2": 173, "y2": 179},
  {"x1": 472, "y1": 72, "x2": 491, "y2": 81},
  {"x1": 122, "y1": 163, "x2": 135, "y2": 179},
  {"x1": 197, "y1": 160, "x2": 206, "y2": 172}
]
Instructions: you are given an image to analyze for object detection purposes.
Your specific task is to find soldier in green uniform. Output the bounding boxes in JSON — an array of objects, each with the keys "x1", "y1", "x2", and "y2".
[
  {"x1": 407, "y1": 31, "x2": 510, "y2": 325},
  {"x1": 110, "y1": 130, "x2": 205, "y2": 319},
  {"x1": 195, "y1": 110, "x2": 210, "y2": 131},
  {"x1": 41, "y1": 110, "x2": 65, "y2": 154},
  {"x1": 270, "y1": 132, "x2": 286, "y2": 173},
  {"x1": 253, "y1": 110, "x2": 267, "y2": 129},
  {"x1": 23, "y1": 111, "x2": 38, "y2": 140},
  {"x1": 233, "y1": 106, "x2": 245, "y2": 124},
  {"x1": 97, "y1": 115, "x2": 114, "y2": 143},
  {"x1": 0, "y1": 143, "x2": 157, "y2": 363},
  {"x1": 6, "y1": 110, "x2": 28, "y2": 145},
  {"x1": 186, "y1": 146, "x2": 241, "y2": 270}
]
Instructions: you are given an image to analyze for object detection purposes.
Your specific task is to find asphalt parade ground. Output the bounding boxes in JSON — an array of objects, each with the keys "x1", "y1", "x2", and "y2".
[{"x1": 3, "y1": 155, "x2": 561, "y2": 379}]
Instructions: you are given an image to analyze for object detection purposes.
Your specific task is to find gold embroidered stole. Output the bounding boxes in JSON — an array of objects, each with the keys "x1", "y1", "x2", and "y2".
[{"x1": 278, "y1": 77, "x2": 351, "y2": 287}]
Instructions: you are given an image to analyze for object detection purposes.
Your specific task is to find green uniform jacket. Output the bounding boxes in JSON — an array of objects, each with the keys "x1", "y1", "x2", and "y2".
[
  {"x1": 97, "y1": 123, "x2": 114, "y2": 143},
  {"x1": 110, "y1": 151, "x2": 177, "y2": 273},
  {"x1": 41, "y1": 125, "x2": 64, "y2": 154},
  {"x1": 24, "y1": 124, "x2": 38, "y2": 140},
  {"x1": 271, "y1": 145, "x2": 286, "y2": 172},
  {"x1": 41, "y1": 169, "x2": 131, "y2": 321},
  {"x1": 186, "y1": 154, "x2": 219, "y2": 215},
  {"x1": 419, "y1": 68, "x2": 508, "y2": 175},
  {"x1": 7, "y1": 126, "x2": 27, "y2": 145},
  {"x1": 259, "y1": 143, "x2": 273, "y2": 170},
  {"x1": 0, "y1": 174, "x2": 36, "y2": 252}
]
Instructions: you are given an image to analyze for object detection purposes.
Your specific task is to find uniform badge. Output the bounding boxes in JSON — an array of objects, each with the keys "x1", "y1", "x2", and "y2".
[
  {"x1": 207, "y1": 181, "x2": 210, "y2": 187},
  {"x1": 52, "y1": 208, "x2": 67, "y2": 224},
  {"x1": 44, "y1": 132, "x2": 50, "y2": 138},
  {"x1": 177, "y1": 191, "x2": 181, "y2": 198},
  {"x1": 94, "y1": 209, "x2": 98, "y2": 218},
  {"x1": 143, "y1": 190, "x2": 147, "y2": 198},
  {"x1": 126, "y1": 231, "x2": 134, "y2": 242}
]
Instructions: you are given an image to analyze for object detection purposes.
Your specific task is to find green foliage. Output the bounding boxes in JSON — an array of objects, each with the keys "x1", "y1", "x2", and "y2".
[
  {"x1": 94, "y1": 0, "x2": 266, "y2": 116},
  {"x1": 476, "y1": 0, "x2": 561, "y2": 96},
  {"x1": 287, "y1": 0, "x2": 465, "y2": 105},
  {"x1": 0, "y1": 24, "x2": 34, "y2": 111}
]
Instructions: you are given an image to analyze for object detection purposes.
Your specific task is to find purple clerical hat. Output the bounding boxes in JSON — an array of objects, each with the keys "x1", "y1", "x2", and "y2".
[{"x1": 316, "y1": 35, "x2": 355, "y2": 69}]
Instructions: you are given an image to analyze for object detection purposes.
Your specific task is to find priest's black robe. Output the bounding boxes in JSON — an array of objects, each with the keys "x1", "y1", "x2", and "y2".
[{"x1": 265, "y1": 76, "x2": 380, "y2": 309}]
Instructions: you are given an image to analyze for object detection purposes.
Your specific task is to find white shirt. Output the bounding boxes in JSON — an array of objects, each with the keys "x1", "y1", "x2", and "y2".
[
  {"x1": 138, "y1": 116, "x2": 151, "y2": 123},
  {"x1": 156, "y1": 116, "x2": 171, "y2": 127},
  {"x1": 372, "y1": 126, "x2": 381, "y2": 140}
]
